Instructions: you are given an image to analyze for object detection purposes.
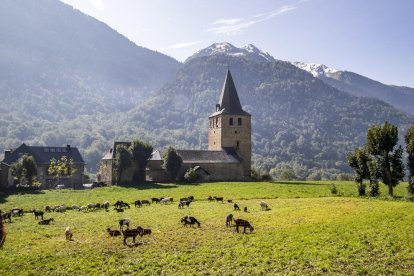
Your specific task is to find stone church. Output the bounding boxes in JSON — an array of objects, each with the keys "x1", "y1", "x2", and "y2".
[{"x1": 100, "y1": 69, "x2": 251, "y2": 183}]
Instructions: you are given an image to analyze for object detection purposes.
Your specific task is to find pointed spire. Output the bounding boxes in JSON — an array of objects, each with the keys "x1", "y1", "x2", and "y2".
[{"x1": 215, "y1": 69, "x2": 250, "y2": 116}]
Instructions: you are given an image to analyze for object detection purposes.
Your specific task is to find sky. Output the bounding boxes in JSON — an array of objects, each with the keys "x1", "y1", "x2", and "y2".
[{"x1": 60, "y1": 0, "x2": 414, "y2": 87}]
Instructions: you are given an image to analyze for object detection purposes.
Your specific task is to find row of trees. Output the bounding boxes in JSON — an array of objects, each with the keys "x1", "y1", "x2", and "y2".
[
  {"x1": 348, "y1": 122, "x2": 414, "y2": 197},
  {"x1": 113, "y1": 141, "x2": 185, "y2": 184},
  {"x1": 114, "y1": 140, "x2": 153, "y2": 184},
  {"x1": 10, "y1": 155, "x2": 76, "y2": 188}
]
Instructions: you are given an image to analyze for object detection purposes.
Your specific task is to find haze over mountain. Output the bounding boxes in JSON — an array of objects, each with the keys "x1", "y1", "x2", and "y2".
[
  {"x1": 1, "y1": 1, "x2": 413, "y2": 179},
  {"x1": 293, "y1": 62, "x2": 414, "y2": 116},
  {"x1": 0, "y1": 0, "x2": 181, "y2": 120}
]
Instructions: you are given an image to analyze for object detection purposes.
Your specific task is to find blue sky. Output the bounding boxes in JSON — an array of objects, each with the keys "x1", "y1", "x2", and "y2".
[{"x1": 61, "y1": 0, "x2": 414, "y2": 87}]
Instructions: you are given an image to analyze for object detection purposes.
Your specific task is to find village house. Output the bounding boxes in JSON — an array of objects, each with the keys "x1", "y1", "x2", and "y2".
[
  {"x1": 100, "y1": 69, "x2": 252, "y2": 184},
  {"x1": 0, "y1": 143, "x2": 85, "y2": 189}
]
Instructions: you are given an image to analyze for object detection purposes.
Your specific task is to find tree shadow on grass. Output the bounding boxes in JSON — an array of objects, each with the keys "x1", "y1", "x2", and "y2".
[
  {"x1": 270, "y1": 181, "x2": 330, "y2": 186},
  {"x1": 115, "y1": 182, "x2": 179, "y2": 190},
  {"x1": 0, "y1": 189, "x2": 45, "y2": 204}
]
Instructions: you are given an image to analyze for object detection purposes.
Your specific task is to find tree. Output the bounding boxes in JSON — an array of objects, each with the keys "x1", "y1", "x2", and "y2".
[
  {"x1": 48, "y1": 156, "x2": 76, "y2": 188},
  {"x1": 366, "y1": 122, "x2": 404, "y2": 196},
  {"x1": 11, "y1": 154, "x2": 38, "y2": 187},
  {"x1": 162, "y1": 146, "x2": 182, "y2": 181},
  {"x1": 347, "y1": 148, "x2": 370, "y2": 196},
  {"x1": 405, "y1": 125, "x2": 414, "y2": 196},
  {"x1": 129, "y1": 140, "x2": 153, "y2": 182},
  {"x1": 114, "y1": 144, "x2": 131, "y2": 185}
]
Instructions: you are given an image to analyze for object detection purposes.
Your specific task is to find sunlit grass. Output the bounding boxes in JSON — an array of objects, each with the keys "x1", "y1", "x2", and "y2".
[{"x1": 0, "y1": 181, "x2": 413, "y2": 274}]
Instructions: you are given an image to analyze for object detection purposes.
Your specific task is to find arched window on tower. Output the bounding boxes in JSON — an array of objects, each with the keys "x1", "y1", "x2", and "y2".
[
  {"x1": 236, "y1": 141, "x2": 240, "y2": 149},
  {"x1": 229, "y1": 118, "x2": 233, "y2": 126},
  {"x1": 215, "y1": 117, "x2": 218, "y2": 127},
  {"x1": 238, "y1": 118, "x2": 242, "y2": 126}
]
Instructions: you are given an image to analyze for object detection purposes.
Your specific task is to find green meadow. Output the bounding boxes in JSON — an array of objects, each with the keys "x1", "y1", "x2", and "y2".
[{"x1": 0, "y1": 181, "x2": 413, "y2": 275}]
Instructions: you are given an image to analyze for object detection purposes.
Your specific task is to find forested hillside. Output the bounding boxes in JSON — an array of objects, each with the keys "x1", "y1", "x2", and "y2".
[{"x1": 0, "y1": 0, "x2": 181, "y2": 120}]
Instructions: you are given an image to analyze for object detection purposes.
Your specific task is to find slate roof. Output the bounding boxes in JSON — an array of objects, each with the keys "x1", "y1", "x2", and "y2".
[
  {"x1": 102, "y1": 141, "x2": 131, "y2": 160},
  {"x1": 176, "y1": 147, "x2": 241, "y2": 164},
  {"x1": 2, "y1": 143, "x2": 85, "y2": 165},
  {"x1": 149, "y1": 150, "x2": 163, "y2": 161},
  {"x1": 209, "y1": 69, "x2": 251, "y2": 117}
]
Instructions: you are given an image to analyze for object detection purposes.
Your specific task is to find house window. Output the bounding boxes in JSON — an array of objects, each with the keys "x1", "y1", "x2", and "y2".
[
  {"x1": 44, "y1": 148, "x2": 49, "y2": 152},
  {"x1": 50, "y1": 148, "x2": 55, "y2": 152},
  {"x1": 229, "y1": 118, "x2": 233, "y2": 125},
  {"x1": 56, "y1": 148, "x2": 61, "y2": 153},
  {"x1": 238, "y1": 118, "x2": 242, "y2": 126}
]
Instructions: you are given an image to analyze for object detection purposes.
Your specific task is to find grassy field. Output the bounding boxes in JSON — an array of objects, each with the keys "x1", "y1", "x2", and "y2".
[{"x1": 0, "y1": 181, "x2": 413, "y2": 275}]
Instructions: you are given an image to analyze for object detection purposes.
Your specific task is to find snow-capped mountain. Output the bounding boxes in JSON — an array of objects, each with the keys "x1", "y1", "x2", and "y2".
[
  {"x1": 185, "y1": 42, "x2": 276, "y2": 63},
  {"x1": 291, "y1": 62, "x2": 339, "y2": 78},
  {"x1": 292, "y1": 62, "x2": 414, "y2": 115}
]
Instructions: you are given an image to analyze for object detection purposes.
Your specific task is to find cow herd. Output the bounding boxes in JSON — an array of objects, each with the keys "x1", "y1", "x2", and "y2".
[{"x1": 0, "y1": 195, "x2": 271, "y2": 247}]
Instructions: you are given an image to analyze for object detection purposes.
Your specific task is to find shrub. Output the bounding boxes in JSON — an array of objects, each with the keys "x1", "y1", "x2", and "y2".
[
  {"x1": 357, "y1": 182, "x2": 366, "y2": 196},
  {"x1": 330, "y1": 183, "x2": 338, "y2": 195},
  {"x1": 261, "y1": 174, "x2": 272, "y2": 181},
  {"x1": 369, "y1": 180, "x2": 380, "y2": 197},
  {"x1": 184, "y1": 168, "x2": 200, "y2": 183}
]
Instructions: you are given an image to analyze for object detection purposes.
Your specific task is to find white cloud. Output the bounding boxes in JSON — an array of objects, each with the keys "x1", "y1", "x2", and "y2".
[
  {"x1": 89, "y1": 0, "x2": 104, "y2": 11},
  {"x1": 165, "y1": 40, "x2": 203, "y2": 49},
  {"x1": 208, "y1": 4, "x2": 298, "y2": 35}
]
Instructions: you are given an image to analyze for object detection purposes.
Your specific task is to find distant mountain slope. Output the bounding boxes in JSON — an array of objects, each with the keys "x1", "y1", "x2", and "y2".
[
  {"x1": 0, "y1": 0, "x2": 181, "y2": 120},
  {"x1": 293, "y1": 62, "x2": 414, "y2": 116}
]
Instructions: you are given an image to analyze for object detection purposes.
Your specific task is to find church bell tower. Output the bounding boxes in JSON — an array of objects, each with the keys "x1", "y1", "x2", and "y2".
[{"x1": 208, "y1": 69, "x2": 251, "y2": 178}]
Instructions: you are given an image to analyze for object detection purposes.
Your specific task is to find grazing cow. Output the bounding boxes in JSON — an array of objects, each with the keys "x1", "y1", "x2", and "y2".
[
  {"x1": 226, "y1": 214, "x2": 234, "y2": 227},
  {"x1": 207, "y1": 196, "x2": 213, "y2": 202},
  {"x1": 137, "y1": 226, "x2": 152, "y2": 237},
  {"x1": 65, "y1": 227, "x2": 73, "y2": 240},
  {"x1": 103, "y1": 201, "x2": 110, "y2": 210},
  {"x1": 160, "y1": 197, "x2": 173, "y2": 204},
  {"x1": 122, "y1": 228, "x2": 140, "y2": 245},
  {"x1": 119, "y1": 219, "x2": 130, "y2": 231},
  {"x1": 214, "y1": 197, "x2": 224, "y2": 203},
  {"x1": 71, "y1": 205, "x2": 80, "y2": 211},
  {"x1": 234, "y1": 219, "x2": 254, "y2": 233},
  {"x1": 227, "y1": 199, "x2": 233, "y2": 203},
  {"x1": 32, "y1": 210, "x2": 44, "y2": 220},
  {"x1": 134, "y1": 200, "x2": 142, "y2": 208},
  {"x1": 260, "y1": 201, "x2": 269, "y2": 211},
  {"x1": 45, "y1": 206, "x2": 52, "y2": 212},
  {"x1": 141, "y1": 200, "x2": 151, "y2": 206},
  {"x1": 11, "y1": 208, "x2": 24, "y2": 217},
  {"x1": 180, "y1": 196, "x2": 194, "y2": 202},
  {"x1": 181, "y1": 216, "x2": 200, "y2": 227},
  {"x1": 38, "y1": 218, "x2": 54, "y2": 225},
  {"x1": 0, "y1": 216, "x2": 5, "y2": 248},
  {"x1": 87, "y1": 203, "x2": 96, "y2": 211},
  {"x1": 106, "y1": 227, "x2": 121, "y2": 237},
  {"x1": 114, "y1": 201, "x2": 130, "y2": 209},
  {"x1": 243, "y1": 207, "x2": 248, "y2": 213},
  {"x1": 55, "y1": 206, "x2": 66, "y2": 213},
  {"x1": 79, "y1": 206, "x2": 88, "y2": 212},
  {"x1": 234, "y1": 204, "x2": 240, "y2": 211},
  {"x1": 178, "y1": 201, "x2": 191, "y2": 209},
  {"x1": 0, "y1": 211, "x2": 12, "y2": 223},
  {"x1": 151, "y1": 198, "x2": 160, "y2": 204}
]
